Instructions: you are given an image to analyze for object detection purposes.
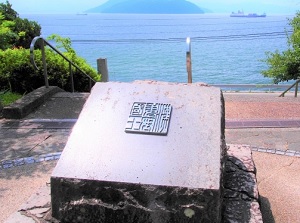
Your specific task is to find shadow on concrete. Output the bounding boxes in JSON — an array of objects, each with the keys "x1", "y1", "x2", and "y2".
[
  {"x1": 24, "y1": 92, "x2": 89, "y2": 119},
  {"x1": 0, "y1": 161, "x2": 57, "y2": 181},
  {"x1": 260, "y1": 196, "x2": 275, "y2": 223},
  {"x1": 0, "y1": 188, "x2": 8, "y2": 199},
  {"x1": 0, "y1": 126, "x2": 68, "y2": 162}
]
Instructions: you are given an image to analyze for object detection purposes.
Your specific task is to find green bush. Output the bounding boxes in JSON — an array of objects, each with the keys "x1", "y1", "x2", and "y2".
[
  {"x1": 0, "y1": 48, "x2": 38, "y2": 93},
  {"x1": 0, "y1": 90, "x2": 22, "y2": 106},
  {"x1": 0, "y1": 3, "x2": 99, "y2": 94},
  {"x1": 0, "y1": 47, "x2": 100, "y2": 94}
]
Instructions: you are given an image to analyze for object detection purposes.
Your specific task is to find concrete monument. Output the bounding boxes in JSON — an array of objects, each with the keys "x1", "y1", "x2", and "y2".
[{"x1": 51, "y1": 81, "x2": 226, "y2": 222}]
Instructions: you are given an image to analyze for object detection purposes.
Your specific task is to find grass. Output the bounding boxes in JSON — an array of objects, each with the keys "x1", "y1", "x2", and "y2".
[{"x1": 0, "y1": 91, "x2": 22, "y2": 106}]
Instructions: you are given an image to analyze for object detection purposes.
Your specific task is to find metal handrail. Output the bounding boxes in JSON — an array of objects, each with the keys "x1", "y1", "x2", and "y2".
[
  {"x1": 30, "y1": 36, "x2": 96, "y2": 92},
  {"x1": 279, "y1": 79, "x2": 300, "y2": 97}
]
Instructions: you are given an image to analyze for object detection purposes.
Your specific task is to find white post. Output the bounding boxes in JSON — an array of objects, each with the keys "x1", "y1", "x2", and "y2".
[
  {"x1": 186, "y1": 37, "x2": 192, "y2": 83},
  {"x1": 97, "y1": 58, "x2": 109, "y2": 82}
]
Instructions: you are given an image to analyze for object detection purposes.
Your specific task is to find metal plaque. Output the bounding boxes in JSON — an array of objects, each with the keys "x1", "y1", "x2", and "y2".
[{"x1": 125, "y1": 102, "x2": 172, "y2": 136}]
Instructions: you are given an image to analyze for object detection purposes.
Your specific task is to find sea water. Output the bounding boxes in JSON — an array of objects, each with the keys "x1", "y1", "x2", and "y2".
[{"x1": 22, "y1": 13, "x2": 293, "y2": 84}]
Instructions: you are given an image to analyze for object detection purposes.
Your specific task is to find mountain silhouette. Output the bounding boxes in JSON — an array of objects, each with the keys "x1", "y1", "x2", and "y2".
[{"x1": 87, "y1": 0, "x2": 205, "y2": 14}]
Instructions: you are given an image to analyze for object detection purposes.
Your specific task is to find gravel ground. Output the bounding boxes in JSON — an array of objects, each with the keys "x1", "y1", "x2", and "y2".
[
  {"x1": 253, "y1": 151, "x2": 300, "y2": 223},
  {"x1": 0, "y1": 161, "x2": 57, "y2": 223}
]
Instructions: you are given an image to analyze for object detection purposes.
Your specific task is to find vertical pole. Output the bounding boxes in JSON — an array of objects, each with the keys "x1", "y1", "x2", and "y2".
[
  {"x1": 186, "y1": 37, "x2": 192, "y2": 83},
  {"x1": 97, "y1": 58, "x2": 109, "y2": 82},
  {"x1": 295, "y1": 81, "x2": 299, "y2": 97},
  {"x1": 89, "y1": 78, "x2": 92, "y2": 91},
  {"x1": 69, "y1": 62, "x2": 74, "y2": 93},
  {"x1": 41, "y1": 40, "x2": 49, "y2": 88}
]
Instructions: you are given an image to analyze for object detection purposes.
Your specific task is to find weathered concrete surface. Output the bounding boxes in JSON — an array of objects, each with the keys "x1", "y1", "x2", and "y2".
[
  {"x1": 1, "y1": 161, "x2": 57, "y2": 223},
  {"x1": 226, "y1": 128, "x2": 300, "y2": 152},
  {"x1": 4, "y1": 184, "x2": 58, "y2": 223},
  {"x1": 2, "y1": 86, "x2": 64, "y2": 119},
  {"x1": 51, "y1": 81, "x2": 226, "y2": 222},
  {"x1": 223, "y1": 144, "x2": 263, "y2": 223}
]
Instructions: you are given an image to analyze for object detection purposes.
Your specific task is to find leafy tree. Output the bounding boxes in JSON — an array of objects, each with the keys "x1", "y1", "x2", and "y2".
[
  {"x1": 262, "y1": 12, "x2": 300, "y2": 83},
  {"x1": 48, "y1": 34, "x2": 76, "y2": 56},
  {"x1": 0, "y1": 0, "x2": 17, "y2": 21},
  {"x1": 0, "y1": 12, "x2": 17, "y2": 50},
  {"x1": 13, "y1": 18, "x2": 41, "y2": 48},
  {"x1": 0, "y1": 1, "x2": 41, "y2": 49}
]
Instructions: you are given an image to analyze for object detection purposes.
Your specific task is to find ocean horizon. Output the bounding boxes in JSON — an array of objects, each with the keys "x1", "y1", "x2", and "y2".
[{"x1": 22, "y1": 13, "x2": 293, "y2": 85}]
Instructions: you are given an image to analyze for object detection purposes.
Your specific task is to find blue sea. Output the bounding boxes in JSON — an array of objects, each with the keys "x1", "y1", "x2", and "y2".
[{"x1": 22, "y1": 13, "x2": 293, "y2": 84}]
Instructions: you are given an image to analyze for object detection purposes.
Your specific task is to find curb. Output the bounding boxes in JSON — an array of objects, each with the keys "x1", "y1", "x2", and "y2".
[
  {"x1": 2, "y1": 86, "x2": 64, "y2": 119},
  {"x1": 1, "y1": 145, "x2": 299, "y2": 171},
  {"x1": 226, "y1": 119, "x2": 300, "y2": 128},
  {"x1": 0, "y1": 152, "x2": 62, "y2": 170}
]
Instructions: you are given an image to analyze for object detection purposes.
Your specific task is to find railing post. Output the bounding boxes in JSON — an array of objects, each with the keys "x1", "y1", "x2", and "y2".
[
  {"x1": 41, "y1": 39, "x2": 49, "y2": 88},
  {"x1": 97, "y1": 58, "x2": 109, "y2": 82},
  {"x1": 69, "y1": 62, "x2": 74, "y2": 93},
  {"x1": 279, "y1": 79, "x2": 300, "y2": 97},
  {"x1": 186, "y1": 37, "x2": 192, "y2": 83},
  {"x1": 89, "y1": 79, "x2": 92, "y2": 91}
]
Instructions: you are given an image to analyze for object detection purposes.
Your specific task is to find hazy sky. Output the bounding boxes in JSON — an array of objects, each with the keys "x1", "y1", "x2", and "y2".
[{"x1": 0, "y1": 0, "x2": 298, "y2": 14}]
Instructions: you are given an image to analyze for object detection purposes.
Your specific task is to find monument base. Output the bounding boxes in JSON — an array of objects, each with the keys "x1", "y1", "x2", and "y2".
[
  {"x1": 51, "y1": 178, "x2": 221, "y2": 222},
  {"x1": 4, "y1": 145, "x2": 263, "y2": 222}
]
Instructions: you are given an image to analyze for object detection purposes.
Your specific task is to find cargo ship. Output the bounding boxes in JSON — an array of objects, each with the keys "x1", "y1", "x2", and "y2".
[{"x1": 230, "y1": 10, "x2": 266, "y2": 18}]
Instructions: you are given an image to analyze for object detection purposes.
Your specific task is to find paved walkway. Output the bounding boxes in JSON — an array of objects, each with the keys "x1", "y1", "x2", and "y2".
[
  {"x1": 226, "y1": 92, "x2": 300, "y2": 223},
  {"x1": 0, "y1": 91, "x2": 300, "y2": 222},
  {"x1": 225, "y1": 92, "x2": 300, "y2": 157}
]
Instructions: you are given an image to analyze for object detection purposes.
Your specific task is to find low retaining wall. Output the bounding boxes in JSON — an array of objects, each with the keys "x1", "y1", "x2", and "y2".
[{"x1": 2, "y1": 86, "x2": 64, "y2": 119}]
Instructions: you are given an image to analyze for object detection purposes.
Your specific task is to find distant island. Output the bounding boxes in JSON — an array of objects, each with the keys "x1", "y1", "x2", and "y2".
[{"x1": 87, "y1": 0, "x2": 207, "y2": 14}]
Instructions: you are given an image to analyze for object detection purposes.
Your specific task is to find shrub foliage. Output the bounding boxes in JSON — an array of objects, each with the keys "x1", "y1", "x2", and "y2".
[
  {"x1": 0, "y1": 43, "x2": 100, "y2": 94},
  {"x1": 0, "y1": 1, "x2": 100, "y2": 93}
]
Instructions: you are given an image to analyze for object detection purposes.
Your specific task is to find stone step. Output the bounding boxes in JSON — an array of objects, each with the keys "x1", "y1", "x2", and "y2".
[{"x1": 2, "y1": 86, "x2": 64, "y2": 119}]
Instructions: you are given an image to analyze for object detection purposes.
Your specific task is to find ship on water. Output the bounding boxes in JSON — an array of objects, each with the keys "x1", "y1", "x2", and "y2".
[{"x1": 230, "y1": 10, "x2": 266, "y2": 18}]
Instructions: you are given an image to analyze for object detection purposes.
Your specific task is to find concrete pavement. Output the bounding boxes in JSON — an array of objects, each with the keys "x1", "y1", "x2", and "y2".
[
  {"x1": 227, "y1": 128, "x2": 300, "y2": 153},
  {"x1": 0, "y1": 89, "x2": 300, "y2": 222}
]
